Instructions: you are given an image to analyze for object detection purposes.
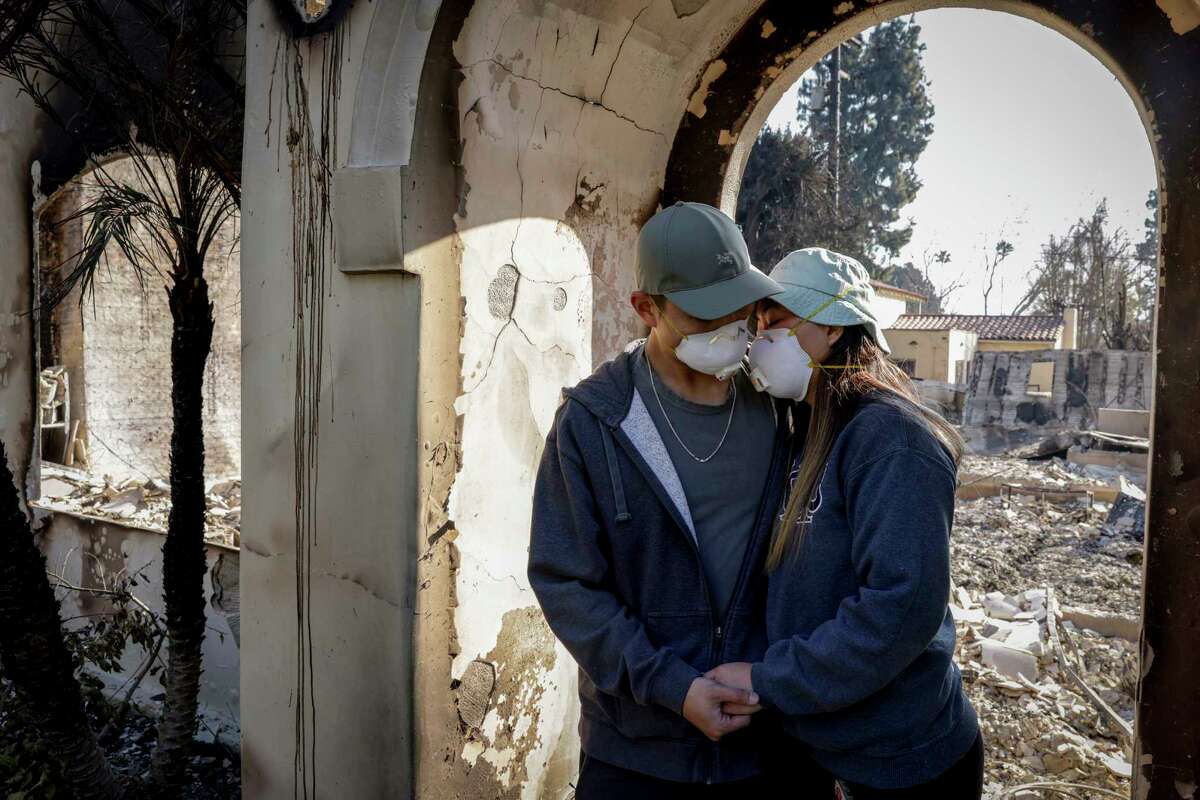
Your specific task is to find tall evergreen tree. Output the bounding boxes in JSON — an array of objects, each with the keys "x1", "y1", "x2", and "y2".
[
  {"x1": 738, "y1": 17, "x2": 935, "y2": 275},
  {"x1": 737, "y1": 127, "x2": 832, "y2": 270}
]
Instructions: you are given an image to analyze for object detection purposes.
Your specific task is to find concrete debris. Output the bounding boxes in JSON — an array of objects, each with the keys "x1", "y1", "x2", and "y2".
[
  {"x1": 952, "y1": 458, "x2": 1140, "y2": 798},
  {"x1": 979, "y1": 638, "x2": 1040, "y2": 682},
  {"x1": 1059, "y1": 606, "x2": 1140, "y2": 642},
  {"x1": 100, "y1": 485, "x2": 146, "y2": 517},
  {"x1": 1008, "y1": 426, "x2": 1150, "y2": 481},
  {"x1": 33, "y1": 464, "x2": 241, "y2": 547},
  {"x1": 1096, "y1": 408, "x2": 1149, "y2": 439}
]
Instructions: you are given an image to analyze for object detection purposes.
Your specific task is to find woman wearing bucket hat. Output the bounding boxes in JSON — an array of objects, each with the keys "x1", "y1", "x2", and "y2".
[{"x1": 706, "y1": 248, "x2": 984, "y2": 798}]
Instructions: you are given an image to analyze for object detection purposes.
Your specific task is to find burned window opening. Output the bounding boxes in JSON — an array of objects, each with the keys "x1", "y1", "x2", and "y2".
[{"x1": 32, "y1": 157, "x2": 243, "y2": 549}]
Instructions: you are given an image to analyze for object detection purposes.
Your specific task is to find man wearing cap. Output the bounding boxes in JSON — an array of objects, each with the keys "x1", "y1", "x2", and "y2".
[{"x1": 528, "y1": 202, "x2": 801, "y2": 797}]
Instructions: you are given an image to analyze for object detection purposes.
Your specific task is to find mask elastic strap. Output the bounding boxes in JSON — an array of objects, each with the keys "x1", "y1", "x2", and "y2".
[
  {"x1": 785, "y1": 288, "x2": 854, "y2": 371},
  {"x1": 786, "y1": 288, "x2": 852, "y2": 338},
  {"x1": 651, "y1": 299, "x2": 686, "y2": 340}
]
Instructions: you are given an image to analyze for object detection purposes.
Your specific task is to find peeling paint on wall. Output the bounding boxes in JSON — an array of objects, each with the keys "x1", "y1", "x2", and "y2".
[
  {"x1": 671, "y1": 0, "x2": 710, "y2": 19},
  {"x1": 1155, "y1": 0, "x2": 1200, "y2": 34},
  {"x1": 687, "y1": 59, "x2": 727, "y2": 118},
  {"x1": 454, "y1": 608, "x2": 559, "y2": 797}
]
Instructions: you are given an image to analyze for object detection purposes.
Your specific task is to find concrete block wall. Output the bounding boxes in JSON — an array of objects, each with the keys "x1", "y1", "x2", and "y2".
[
  {"x1": 37, "y1": 511, "x2": 241, "y2": 742},
  {"x1": 41, "y1": 159, "x2": 241, "y2": 480},
  {"x1": 962, "y1": 349, "x2": 1152, "y2": 451}
]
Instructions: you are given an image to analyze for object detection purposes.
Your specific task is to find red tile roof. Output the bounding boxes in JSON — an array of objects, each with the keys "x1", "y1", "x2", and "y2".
[
  {"x1": 869, "y1": 279, "x2": 927, "y2": 303},
  {"x1": 888, "y1": 314, "x2": 1064, "y2": 342}
]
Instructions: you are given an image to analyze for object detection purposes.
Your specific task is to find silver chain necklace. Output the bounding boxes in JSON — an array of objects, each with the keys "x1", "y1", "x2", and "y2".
[{"x1": 645, "y1": 355, "x2": 737, "y2": 464}]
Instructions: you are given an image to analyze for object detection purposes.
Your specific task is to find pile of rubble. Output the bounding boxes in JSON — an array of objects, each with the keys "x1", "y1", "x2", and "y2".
[
  {"x1": 35, "y1": 465, "x2": 241, "y2": 548},
  {"x1": 951, "y1": 471, "x2": 1142, "y2": 799}
]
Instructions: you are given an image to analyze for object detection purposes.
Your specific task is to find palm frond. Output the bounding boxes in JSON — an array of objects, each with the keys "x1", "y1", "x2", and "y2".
[{"x1": 41, "y1": 179, "x2": 173, "y2": 312}]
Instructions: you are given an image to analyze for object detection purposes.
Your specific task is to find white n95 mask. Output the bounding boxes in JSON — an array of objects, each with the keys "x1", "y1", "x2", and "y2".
[
  {"x1": 672, "y1": 318, "x2": 752, "y2": 380},
  {"x1": 747, "y1": 328, "x2": 814, "y2": 399}
]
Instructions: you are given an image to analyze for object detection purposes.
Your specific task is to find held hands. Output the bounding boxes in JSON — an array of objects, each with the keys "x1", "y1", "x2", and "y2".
[
  {"x1": 705, "y1": 662, "x2": 761, "y2": 716},
  {"x1": 682, "y1": 666, "x2": 762, "y2": 741}
]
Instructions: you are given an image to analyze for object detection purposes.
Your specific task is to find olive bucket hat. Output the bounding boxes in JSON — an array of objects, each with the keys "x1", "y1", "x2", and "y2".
[
  {"x1": 769, "y1": 248, "x2": 891, "y2": 353},
  {"x1": 636, "y1": 201, "x2": 782, "y2": 320}
]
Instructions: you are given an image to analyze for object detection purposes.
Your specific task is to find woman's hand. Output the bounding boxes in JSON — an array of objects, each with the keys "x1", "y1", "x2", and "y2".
[{"x1": 706, "y1": 662, "x2": 762, "y2": 715}]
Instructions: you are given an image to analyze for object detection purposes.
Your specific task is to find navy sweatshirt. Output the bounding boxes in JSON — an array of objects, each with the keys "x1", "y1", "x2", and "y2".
[
  {"x1": 527, "y1": 346, "x2": 794, "y2": 784},
  {"x1": 751, "y1": 396, "x2": 980, "y2": 789}
]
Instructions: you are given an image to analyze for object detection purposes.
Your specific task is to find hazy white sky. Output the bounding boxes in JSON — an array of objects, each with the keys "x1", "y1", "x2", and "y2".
[{"x1": 762, "y1": 8, "x2": 1156, "y2": 315}]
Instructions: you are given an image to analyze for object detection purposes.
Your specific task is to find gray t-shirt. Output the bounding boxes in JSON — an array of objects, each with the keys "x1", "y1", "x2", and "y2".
[{"x1": 633, "y1": 347, "x2": 776, "y2": 622}]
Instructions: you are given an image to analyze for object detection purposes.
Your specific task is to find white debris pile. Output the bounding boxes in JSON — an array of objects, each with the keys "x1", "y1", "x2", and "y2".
[
  {"x1": 960, "y1": 454, "x2": 1111, "y2": 492},
  {"x1": 963, "y1": 452, "x2": 1146, "y2": 493},
  {"x1": 951, "y1": 487, "x2": 1141, "y2": 799},
  {"x1": 34, "y1": 464, "x2": 241, "y2": 548}
]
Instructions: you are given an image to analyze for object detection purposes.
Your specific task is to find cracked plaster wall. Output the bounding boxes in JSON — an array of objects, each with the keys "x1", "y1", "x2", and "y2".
[{"x1": 437, "y1": 2, "x2": 771, "y2": 797}]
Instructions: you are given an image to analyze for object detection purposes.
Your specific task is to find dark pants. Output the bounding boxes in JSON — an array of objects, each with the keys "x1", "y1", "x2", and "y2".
[
  {"x1": 574, "y1": 751, "x2": 836, "y2": 800},
  {"x1": 574, "y1": 733, "x2": 984, "y2": 800},
  {"x1": 838, "y1": 732, "x2": 985, "y2": 800}
]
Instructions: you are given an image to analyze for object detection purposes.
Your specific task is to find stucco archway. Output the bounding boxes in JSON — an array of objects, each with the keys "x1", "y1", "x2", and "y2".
[
  {"x1": 661, "y1": 5, "x2": 1200, "y2": 796},
  {"x1": 237, "y1": 1, "x2": 1200, "y2": 797}
]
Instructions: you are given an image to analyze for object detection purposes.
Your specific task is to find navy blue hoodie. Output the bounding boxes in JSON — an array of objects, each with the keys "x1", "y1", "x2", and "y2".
[
  {"x1": 527, "y1": 346, "x2": 794, "y2": 784},
  {"x1": 752, "y1": 395, "x2": 979, "y2": 789}
]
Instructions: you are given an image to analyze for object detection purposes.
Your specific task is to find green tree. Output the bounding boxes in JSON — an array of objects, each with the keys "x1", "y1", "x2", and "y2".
[
  {"x1": 737, "y1": 127, "x2": 832, "y2": 269},
  {"x1": 738, "y1": 17, "x2": 935, "y2": 275}
]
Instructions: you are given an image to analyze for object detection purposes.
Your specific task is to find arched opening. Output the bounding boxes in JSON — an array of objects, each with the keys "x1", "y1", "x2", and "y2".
[
  {"x1": 731, "y1": 11, "x2": 1154, "y2": 793},
  {"x1": 27, "y1": 154, "x2": 243, "y2": 747},
  {"x1": 33, "y1": 156, "x2": 243, "y2": 537},
  {"x1": 663, "y1": 2, "x2": 1195, "y2": 797}
]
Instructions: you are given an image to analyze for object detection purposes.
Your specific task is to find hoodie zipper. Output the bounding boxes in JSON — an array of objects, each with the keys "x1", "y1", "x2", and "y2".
[
  {"x1": 706, "y1": 404, "x2": 792, "y2": 784},
  {"x1": 714, "y1": 418, "x2": 789, "y2": 665},
  {"x1": 606, "y1": 418, "x2": 724, "y2": 781},
  {"x1": 603, "y1": 395, "x2": 791, "y2": 785}
]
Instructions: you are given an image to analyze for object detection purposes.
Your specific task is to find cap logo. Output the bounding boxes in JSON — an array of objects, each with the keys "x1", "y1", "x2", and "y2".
[{"x1": 716, "y1": 252, "x2": 736, "y2": 266}]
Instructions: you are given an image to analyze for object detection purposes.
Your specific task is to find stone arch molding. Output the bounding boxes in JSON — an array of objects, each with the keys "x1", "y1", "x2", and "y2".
[
  {"x1": 663, "y1": 0, "x2": 1181, "y2": 211},
  {"x1": 333, "y1": 0, "x2": 442, "y2": 274}
]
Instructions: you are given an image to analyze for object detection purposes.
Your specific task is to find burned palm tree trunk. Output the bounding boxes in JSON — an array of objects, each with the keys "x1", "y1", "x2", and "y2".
[
  {"x1": 150, "y1": 243, "x2": 215, "y2": 789},
  {"x1": 0, "y1": 440, "x2": 126, "y2": 800}
]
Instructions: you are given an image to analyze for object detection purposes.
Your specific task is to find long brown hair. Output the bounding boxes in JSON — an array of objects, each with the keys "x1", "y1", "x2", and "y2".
[{"x1": 767, "y1": 324, "x2": 965, "y2": 571}]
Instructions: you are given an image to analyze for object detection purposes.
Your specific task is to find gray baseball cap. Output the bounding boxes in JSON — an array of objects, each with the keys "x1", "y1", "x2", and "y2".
[{"x1": 636, "y1": 201, "x2": 782, "y2": 320}]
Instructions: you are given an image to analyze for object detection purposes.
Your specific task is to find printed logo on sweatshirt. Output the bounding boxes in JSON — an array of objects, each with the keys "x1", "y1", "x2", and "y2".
[
  {"x1": 801, "y1": 464, "x2": 827, "y2": 527},
  {"x1": 780, "y1": 460, "x2": 828, "y2": 528}
]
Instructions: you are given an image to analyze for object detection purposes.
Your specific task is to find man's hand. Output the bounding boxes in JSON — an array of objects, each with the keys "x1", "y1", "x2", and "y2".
[
  {"x1": 682, "y1": 677, "x2": 760, "y2": 741},
  {"x1": 705, "y1": 662, "x2": 760, "y2": 715}
]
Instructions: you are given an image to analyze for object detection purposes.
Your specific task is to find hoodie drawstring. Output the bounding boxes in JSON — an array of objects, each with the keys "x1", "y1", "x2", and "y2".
[{"x1": 599, "y1": 421, "x2": 632, "y2": 523}]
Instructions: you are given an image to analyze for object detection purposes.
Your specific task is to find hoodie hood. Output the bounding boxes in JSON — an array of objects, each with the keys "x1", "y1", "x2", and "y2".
[{"x1": 562, "y1": 341, "x2": 642, "y2": 427}]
